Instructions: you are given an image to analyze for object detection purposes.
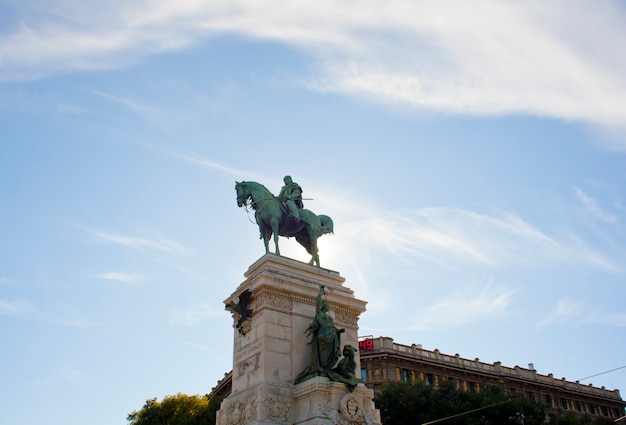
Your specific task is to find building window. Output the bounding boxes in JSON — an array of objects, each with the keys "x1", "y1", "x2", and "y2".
[
  {"x1": 588, "y1": 404, "x2": 596, "y2": 415},
  {"x1": 401, "y1": 369, "x2": 410, "y2": 382},
  {"x1": 468, "y1": 381, "x2": 477, "y2": 392},
  {"x1": 425, "y1": 373, "x2": 434, "y2": 386},
  {"x1": 545, "y1": 395, "x2": 553, "y2": 407},
  {"x1": 361, "y1": 368, "x2": 367, "y2": 382},
  {"x1": 560, "y1": 398, "x2": 568, "y2": 410},
  {"x1": 574, "y1": 401, "x2": 582, "y2": 412}
]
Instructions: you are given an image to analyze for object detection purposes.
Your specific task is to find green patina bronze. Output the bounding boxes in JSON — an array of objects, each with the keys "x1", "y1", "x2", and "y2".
[
  {"x1": 295, "y1": 286, "x2": 362, "y2": 391},
  {"x1": 327, "y1": 345, "x2": 362, "y2": 392},
  {"x1": 235, "y1": 178, "x2": 333, "y2": 267},
  {"x1": 225, "y1": 289, "x2": 253, "y2": 336},
  {"x1": 278, "y1": 175, "x2": 303, "y2": 223}
]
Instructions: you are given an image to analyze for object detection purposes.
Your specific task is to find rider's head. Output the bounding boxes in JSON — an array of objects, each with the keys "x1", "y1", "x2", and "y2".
[{"x1": 283, "y1": 175, "x2": 292, "y2": 185}]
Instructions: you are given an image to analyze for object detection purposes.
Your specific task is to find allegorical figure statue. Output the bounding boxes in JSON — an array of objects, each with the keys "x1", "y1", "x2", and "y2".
[
  {"x1": 278, "y1": 175, "x2": 303, "y2": 223},
  {"x1": 296, "y1": 286, "x2": 362, "y2": 391}
]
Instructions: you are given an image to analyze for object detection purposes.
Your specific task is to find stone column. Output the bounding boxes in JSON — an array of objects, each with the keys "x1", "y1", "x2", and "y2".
[{"x1": 217, "y1": 254, "x2": 381, "y2": 425}]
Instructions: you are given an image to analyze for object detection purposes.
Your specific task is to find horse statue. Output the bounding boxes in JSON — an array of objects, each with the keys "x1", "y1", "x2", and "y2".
[{"x1": 235, "y1": 181, "x2": 334, "y2": 267}]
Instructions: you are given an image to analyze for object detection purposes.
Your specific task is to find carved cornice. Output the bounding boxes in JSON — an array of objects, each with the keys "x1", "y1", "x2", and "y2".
[{"x1": 250, "y1": 287, "x2": 362, "y2": 326}]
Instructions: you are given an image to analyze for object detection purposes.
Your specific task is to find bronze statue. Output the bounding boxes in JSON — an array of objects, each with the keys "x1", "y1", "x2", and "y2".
[
  {"x1": 306, "y1": 286, "x2": 344, "y2": 370},
  {"x1": 278, "y1": 176, "x2": 303, "y2": 223},
  {"x1": 295, "y1": 286, "x2": 362, "y2": 391},
  {"x1": 333, "y1": 345, "x2": 358, "y2": 379},
  {"x1": 225, "y1": 289, "x2": 253, "y2": 336},
  {"x1": 328, "y1": 345, "x2": 361, "y2": 392},
  {"x1": 235, "y1": 180, "x2": 333, "y2": 267}
]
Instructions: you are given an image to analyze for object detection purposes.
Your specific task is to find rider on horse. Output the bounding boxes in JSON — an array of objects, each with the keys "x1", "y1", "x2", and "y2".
[{"x1": 278, "y1": 175, "x2": 303, "y2": 223}]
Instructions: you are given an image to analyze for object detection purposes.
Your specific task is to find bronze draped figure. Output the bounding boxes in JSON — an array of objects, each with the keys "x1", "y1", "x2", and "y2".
[{"x1": 295, "y1": 286, "x2": 361, "y2": 391}]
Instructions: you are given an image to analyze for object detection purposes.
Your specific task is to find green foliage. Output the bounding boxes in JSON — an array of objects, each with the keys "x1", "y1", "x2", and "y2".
[
  {"x1": 127, "y1": 393, "x2": 224, "y2": 425},
  {"x1": 548, "y1": 412, "x2": 616, "y2": 425},
  {"x1": 374, "y1": 380, "x2": 613, "y2": 425}
]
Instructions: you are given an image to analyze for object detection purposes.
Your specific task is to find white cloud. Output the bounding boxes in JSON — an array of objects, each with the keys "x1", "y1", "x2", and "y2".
[
  {"x1": 174, "y1": 152, "x2": 261, "y2": 179},
  {"x1": 93, "y1": 230, "x2": 193, "y2": 257},
  {"x1": 179, "y1": 340, "x2": 213, "y2": 352},
  {"x1": 321, "y1": 203, "x2": 625, "y2": 308},
  {"x1": 537, "y1": 298, "x2": 584, "y2": 327},
  {"x1": 169, "y1": 304, "x2": 221, "y2": 326},
  {"x1": 97, "y1": 272, "x2": 143, "y2": 284},
  {"x1": 573, "y1": 186, "x2": 618, "y2": 224},
  {"x1": 84, "y1": 89, "x2": 158, "y2": 120},
  {"x1": 57, "y1": 102, "x2": 88, "y2": 115},
  {"x1": 2, "y1": 1, "x2": 626, "y2": 130},
  {"x1": 341, "y1": 208, "x2": 562, "y2": 268},
  {"x1": 410, "y1": 282, "x2": 517, "y2": 331},
  {"x1": 538, "y1": 297, "x2": 626, "y2": 328},
  {"x1": 0, "y1": 298, "x2": 33, "y2": 315}
]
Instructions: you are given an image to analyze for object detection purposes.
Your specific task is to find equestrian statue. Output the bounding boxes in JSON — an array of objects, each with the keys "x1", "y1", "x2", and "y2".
[{"x1": 235, "y1": 177, "x2": 333, "y2": 267}]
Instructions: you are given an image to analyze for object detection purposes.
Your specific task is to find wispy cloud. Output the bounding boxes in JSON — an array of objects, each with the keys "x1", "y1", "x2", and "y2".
[
  {"x1": 93, "y1": 230, "x2": 193, "y2": 257},
  {"x1": 174, "y1": 152, "x2": 263, "y2": 180},
  {"x1": 340, "y1": 208, "x2": 562, "y2": 269},
  {"x1": 84, "y1": 88, "x2": 159, "y2": 121},
  {"x1": 573, "y1": 186, "x2": 618, "y2": 224},
  {"x1": 410, "y1": 282, "x2": 517, "y2": 331},
  {"x1": 538, "y1": 297, "x2": 626, "y2": 328},
  {"x1": 56, "y1": 102, "x2": 88, "y2": 115},
  {"x1": 0, "y1": 298, "x2": 33, "y2": 315},
  {"x1": 169, "y1": 304, "x2": 221, "y2": 326},
  {"x1": 179, "y1": 340, "x2": 213, "y2": 352},
  {"x1": 97, "y1": 272, "x2": 143, "y2": 284},
  {"x1": 329, "y1": 203, "x2": 626, "y2": 277},
  {"x1": 2, "y1": 1, "x2": 626, "y2": 130}
]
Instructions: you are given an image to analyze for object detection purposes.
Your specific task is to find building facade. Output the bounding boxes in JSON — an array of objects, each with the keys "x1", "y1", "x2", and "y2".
[{"x1": 359, "y1": 336, "x2": 625, "y2": 422}]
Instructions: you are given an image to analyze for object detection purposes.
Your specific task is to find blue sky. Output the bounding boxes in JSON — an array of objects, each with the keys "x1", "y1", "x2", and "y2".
[{"x1": 2, "y1": 1, "x2": 626, "y2": 424}]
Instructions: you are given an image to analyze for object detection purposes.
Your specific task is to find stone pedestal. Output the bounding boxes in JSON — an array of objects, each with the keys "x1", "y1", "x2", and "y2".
[
  {"x1": 294, "y1": 377, "x2": 381, "y2": 425},
  {"x1": 217, "y1": 254, "x2": 381, "y2": 425}
]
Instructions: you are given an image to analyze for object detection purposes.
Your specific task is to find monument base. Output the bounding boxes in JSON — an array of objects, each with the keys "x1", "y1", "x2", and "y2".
[
  {"x1": 294, "y1": 377, "x2": 381, "y2": 425},
  {"x1": 216, "y1": 382, "x2": 293, "y2": 425},
  {"x1": 216, "y1": 255, "x2": 381, "y2": 425}
]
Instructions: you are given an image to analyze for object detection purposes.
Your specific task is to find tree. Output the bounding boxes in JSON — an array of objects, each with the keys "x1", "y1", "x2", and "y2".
[
  {"x1": 374, "y1": 380, "x2": 614, "y2": 425},
  {"x1": 127, "y1": 393, "x2": 224, "y2": 425}
]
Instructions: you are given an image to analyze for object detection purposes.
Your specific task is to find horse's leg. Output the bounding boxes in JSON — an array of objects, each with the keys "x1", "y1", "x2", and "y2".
[
  {"x1": 308, "y1": 238, "x2": 319, "y2": 267},
  {"x1": 270, "y1": 217, "x2": 280, "y2": 256},
  {"x1": 259, "y1": 225, "x2": 271, "y2": 254}
]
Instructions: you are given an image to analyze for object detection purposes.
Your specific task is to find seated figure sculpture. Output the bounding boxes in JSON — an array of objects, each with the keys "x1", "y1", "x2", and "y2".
[{"x1": 295, "y1": 285, "x2": 362, "y2": 392}]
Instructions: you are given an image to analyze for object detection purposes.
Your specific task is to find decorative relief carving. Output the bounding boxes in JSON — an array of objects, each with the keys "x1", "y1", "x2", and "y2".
[
  {"x1": 373, "y1": 368, "x2": 382, "y2": 379},
  {"x1": 244, "y1": 394, "x2": 259, "y2": 423},
  {"x1": 258, "y1": 293, "x2": 293, "y2": 310},
  {"x1": 339, "y1": 394, "x2": 364, "y2": 424},
  {"x1": 335, "y1": 311, "x2": 358, "y2": 326},
  {"x1": 262, "y1": 394, "x2": 292, "y2": 423},
  {"x1": 321, "y1": 393, "x2": 381, "y2": 425},
  {"x1": 236, "y1": 352, "x2": 259, "y2": 376},
  {"x1": 217, "y1": 400, "x2": 246, "y2": 425}
]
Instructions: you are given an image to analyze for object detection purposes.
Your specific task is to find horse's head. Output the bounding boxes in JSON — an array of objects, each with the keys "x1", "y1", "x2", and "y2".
[
  {"x1": 235, "y1": 181, "x2": 249, "y2": 207},
  {"x1": 319, "y1": 215, "x2": 334, "y2": 236}
]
